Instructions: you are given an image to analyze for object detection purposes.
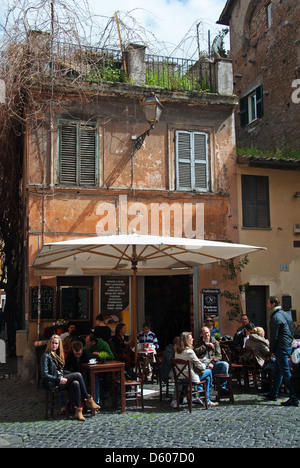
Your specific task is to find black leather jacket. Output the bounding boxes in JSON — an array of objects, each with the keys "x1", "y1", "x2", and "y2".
[{"x1": 41, "y1": 352, "x2": 69, "y2": 390}]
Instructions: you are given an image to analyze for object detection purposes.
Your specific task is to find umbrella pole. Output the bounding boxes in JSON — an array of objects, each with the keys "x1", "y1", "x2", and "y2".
[{"x1": 131, "y1": 246, "x2": 138, "y2": 365}]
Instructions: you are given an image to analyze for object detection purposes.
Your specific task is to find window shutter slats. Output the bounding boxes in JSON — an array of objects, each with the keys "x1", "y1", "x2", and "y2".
[
  {"x1": 60, "y1": 125, "x2": 77, "y2": 185},
  {"x1": 176, "y1": 130, "x2": 208, "y2": 191},
  {"x1": 80, "y1": 126, "x2": 97, "y2": 185},
  {"x1": 242, "y1": 175, "x2": 270, "y2": 228},
  {"x1": 59, "y1": 120, "x2": 98, "y2": 187}
]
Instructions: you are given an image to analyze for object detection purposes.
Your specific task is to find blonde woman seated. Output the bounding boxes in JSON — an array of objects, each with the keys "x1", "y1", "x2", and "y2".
[
  {"x1": 41, "y1": 334, "x2": 100, "y2": 421},
  {"x1": 241, "y1": 326, "x2": 271, "y2": 368},
  {"x1": 175, "y1": 331, "x2": 218, "y2": 407}
]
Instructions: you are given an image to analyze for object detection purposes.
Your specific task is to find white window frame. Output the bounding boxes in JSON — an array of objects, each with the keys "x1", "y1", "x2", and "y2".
[
  {"x1": 175, "y1": 130, "x2": 209, "y2": 192},
  {"x1": 267, "y1": 3, "x2": 273, "y2": 28}
]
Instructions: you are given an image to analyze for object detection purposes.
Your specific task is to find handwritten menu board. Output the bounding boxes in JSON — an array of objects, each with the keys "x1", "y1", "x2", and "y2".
[
  {"x1": 30, "y1": 286, "x2": 55, "y2": 320},
  {"x1": 101, "y1": 277, "x2": 129, "y2": 320}
]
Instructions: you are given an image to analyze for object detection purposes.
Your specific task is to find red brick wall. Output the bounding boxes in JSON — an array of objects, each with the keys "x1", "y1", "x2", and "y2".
[{"x1": 230, "y1": 0, "x2": 300, "y2": 151}]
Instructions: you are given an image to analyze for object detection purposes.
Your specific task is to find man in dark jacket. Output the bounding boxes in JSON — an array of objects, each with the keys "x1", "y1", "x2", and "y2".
[{"x1": 265, "y1": 296, "x2": 299, "y2": 406}]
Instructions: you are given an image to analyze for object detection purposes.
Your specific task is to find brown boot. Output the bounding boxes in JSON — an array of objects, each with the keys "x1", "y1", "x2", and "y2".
[
  {"x1": 74, "y1": 406, "x2": 85, "y2": 421},
  {"x1": 84, "y1": 396, "x2": 100, "y2": 410}
]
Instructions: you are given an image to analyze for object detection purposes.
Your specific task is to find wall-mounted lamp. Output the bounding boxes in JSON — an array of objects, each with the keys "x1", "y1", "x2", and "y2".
[
  {"x1": 65, "y1": 256, "x2": 83, "y2": 276},
  {"x1": 294, "y1": 192, "x2": 300, "y2": 198},
  {"x1": 132, "y1": 93, "x2": 163, "y2": 151}
]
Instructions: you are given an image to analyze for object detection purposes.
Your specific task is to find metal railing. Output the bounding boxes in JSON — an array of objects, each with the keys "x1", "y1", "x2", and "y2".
[{"x1": 48, "y1": 42, "x2": 214, "y2": 92}]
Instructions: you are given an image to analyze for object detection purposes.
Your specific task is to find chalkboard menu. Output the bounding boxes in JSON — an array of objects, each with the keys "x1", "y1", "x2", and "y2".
[
  {"x1": 101, "y1": 276, "x2": 129, "y2": 320},
  {"x1": 202, "y1": 288, "x2": 220, "y2": 319},
  {"x1": 30, "y1": 286, "x2": 55, "y2": 320}
]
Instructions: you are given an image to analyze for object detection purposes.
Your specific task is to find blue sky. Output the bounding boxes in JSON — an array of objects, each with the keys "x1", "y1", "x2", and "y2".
[
  {"x1": 0, "y1": 0, "x2": 229, "y2": 57},
  {"x1": 90, "y1": 0, "x2": 228, "y2": 56}
]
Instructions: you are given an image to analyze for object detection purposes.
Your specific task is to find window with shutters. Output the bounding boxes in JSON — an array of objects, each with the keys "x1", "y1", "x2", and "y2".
[
  {"x1": 58, "y1": 120, "x2": 99, "y2": 186},
  {"x1": 175, "y1": 130, "x2": 209, "y2": 192},
  {"x1": 240, "y1": 85, "x2": 263, "y2": 127},
  {"x1": 242, "y1": 175, "x2": 270, "y2": 228}
]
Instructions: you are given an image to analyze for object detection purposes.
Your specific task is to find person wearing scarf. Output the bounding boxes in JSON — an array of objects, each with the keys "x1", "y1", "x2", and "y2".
[{"x1": 41, "y1": 334, "x2": 100, "y2": 420}]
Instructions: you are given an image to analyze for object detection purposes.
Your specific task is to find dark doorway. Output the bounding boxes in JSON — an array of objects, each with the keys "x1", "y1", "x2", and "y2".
[
  {"x1": 245, "y1": 285, "x2": 267, "y2": 331},
  {"x1": 144, "y1": 275, "x2": 191, "y2": 350}
]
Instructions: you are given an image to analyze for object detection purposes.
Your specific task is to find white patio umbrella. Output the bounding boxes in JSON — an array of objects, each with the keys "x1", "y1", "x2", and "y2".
[{"x1": 32, "y1": 233, "x2": 266, "y2": 354}]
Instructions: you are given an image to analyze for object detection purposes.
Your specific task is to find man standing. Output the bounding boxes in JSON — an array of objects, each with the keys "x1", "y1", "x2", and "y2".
[{"x1": 265, "y1": 296, "x2": 299, "y2": 406}]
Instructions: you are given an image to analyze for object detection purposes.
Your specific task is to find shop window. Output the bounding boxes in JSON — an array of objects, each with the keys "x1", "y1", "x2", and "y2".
[
  {"x1": 242, "y1": 175, "x2": 270, "y2": 228},
  {"x1": 58, "y1": 119, "x2": 99, "y2": 186},
  {"x1": 176, "y1": 130, "x2": 209, "y2": 192},
  {"x1": 57, "y1": 276, "x2": 93, "y2": 330}
]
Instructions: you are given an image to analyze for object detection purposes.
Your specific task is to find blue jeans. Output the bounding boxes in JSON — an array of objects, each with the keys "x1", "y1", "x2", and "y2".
[
  {"x1": 271, "y1": 347, "x2": 296, "y2": 399},
  {"x1": 197, "y1": 369, "x2": 213, "y2": 402},
  {"x1": 212, "y1": 361, "x2": 230, "y2": 388}
]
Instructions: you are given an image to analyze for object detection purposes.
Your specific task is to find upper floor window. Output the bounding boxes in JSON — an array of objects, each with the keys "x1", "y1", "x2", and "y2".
[
  {"x1": 58, "y1": 120, "x2": 99, "y2": 186},
  {"x1": 240, "y1": 85, "x2": 263, "y2": 127},
  {"x1": 242, "y1": 175, "x2": 270, "y2": 228},
  {"x1": 176, "y1": 130, "x2": 209, "y2": 192}
]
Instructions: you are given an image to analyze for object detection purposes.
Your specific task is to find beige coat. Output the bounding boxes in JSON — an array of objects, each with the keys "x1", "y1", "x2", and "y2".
[
  {"x1": 175, "y1": 347, "x2": 206, "y2": 383},
  {"x1": 242, "y1": 334, "x2": 270, "y2": 368}
]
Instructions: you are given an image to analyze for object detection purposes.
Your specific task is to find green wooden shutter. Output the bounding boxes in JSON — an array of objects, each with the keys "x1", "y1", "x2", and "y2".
[
  {"x1": 242, "y1": 175, "x2": 270, "y2": 228},
  {"x1": 60, "y1": 123, "x2": 77, "y2": 185},
  {"x1": 240, "y1": 95, "x2": 248, "y2": 127},
  {"x1": 59, "y1": 120, "x2": 98, "y2": 186},
  {"x1": 80, "y1": 124, "x2": 98, "y2": 186}
]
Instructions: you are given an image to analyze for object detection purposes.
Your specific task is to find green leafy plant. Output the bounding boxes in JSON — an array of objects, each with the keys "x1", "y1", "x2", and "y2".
[
  {"x1": 221, "y1": 255, "x2": 250, "y2": 322},
  {"x1": 98, "y1": 351, "x2": 109, "y2": 362}
]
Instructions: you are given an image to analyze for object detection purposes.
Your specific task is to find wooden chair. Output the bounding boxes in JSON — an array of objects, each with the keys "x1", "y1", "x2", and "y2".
[
  {"x1": 45, "y1": 388, "x2": 70, "y2": 420},
  {"x1": 171, "y1": 358, "x2": 208, "y2": 412},
  {"x1": 220, "y1": 343, "x2": 243, "y2": 387},
  {"x1": 240, "y1": 348, "x2": 261, "y2": 392},
  {"x1": 214, "y1": 373, "x2": 234, "y2": 403},
  {"x1": 115, "y1": 354, "x2": 148, "y2": 409}
]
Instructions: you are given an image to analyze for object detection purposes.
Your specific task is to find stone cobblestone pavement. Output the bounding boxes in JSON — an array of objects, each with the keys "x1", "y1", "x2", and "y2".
[{"x1": 0, "y1": 362, "x2": 300, "y2": 450}]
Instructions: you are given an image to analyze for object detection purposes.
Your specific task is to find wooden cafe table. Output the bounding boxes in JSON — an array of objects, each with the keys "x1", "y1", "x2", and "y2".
[{"x1": 82, "y1": 360, "x2": 126, "y2": 415}]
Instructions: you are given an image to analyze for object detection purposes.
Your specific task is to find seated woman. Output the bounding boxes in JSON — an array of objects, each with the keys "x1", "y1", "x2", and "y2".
[
  {"x1": 174, "y1": 331, "x2": 218, "y2": 407},
  {"x1": 111, "y1": 323, "x2": 135, "y2": 374},
  {"x1": 41, "y1": 334, "x2": 100, "y2": 421},
  {"x1": 93, "y1": 313, "x2": 112, "y2": 343},
  {"x1": 241, "y1": 326, "x2": 271, "y2": 368}
]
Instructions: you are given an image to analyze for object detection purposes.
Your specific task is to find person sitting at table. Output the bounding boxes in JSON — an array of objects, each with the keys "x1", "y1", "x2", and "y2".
[
  {"x1": 160, "y1": 336, "x2": 180, "y2": 383},
  {"x1": 195, "y1": 326, "x2": 229, "y2": 393},
  {"x1": 41, "y1": 334, "x2": 100, "y2": 421},
  {"x1": 174, "y1": 331, "x2": 218, "y2": 407},
  {"x1": 93, "y1": 313, "x2": 112, "y2": 343},
  {"x1": 240, "y1": 326, "x2": 275, "y2": 391},
  {"x1": 65, "y1": 340, "x2": 93, "y2": 373},
  {"x1": 202, "y1": 317, "x2": 220, "y2": 339},
  {"x1": 84, "y1": 333, "x2": 115, "y2": 361},
  {"x1": 111, "y1": 323, "x2": 135, "y2": 376},
  {"x1": 84, "y1": 333, "x2": 116, "y2": 401},
  {"x1": 137, "y1": 322, "x2": 159, "y2": 381},
  {"x1": 137, "y1": 321, "x2": 159, "y2": 351}
]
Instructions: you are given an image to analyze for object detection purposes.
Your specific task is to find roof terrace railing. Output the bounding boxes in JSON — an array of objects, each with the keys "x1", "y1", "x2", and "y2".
[{"x1": 48, "y1": 42, "x2": 215, "y2": 92}]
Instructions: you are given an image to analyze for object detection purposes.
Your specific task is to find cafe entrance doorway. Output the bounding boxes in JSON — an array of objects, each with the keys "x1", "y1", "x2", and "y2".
[{"x1": 144, "y1": 275, "x2": 191, "y2": 350}]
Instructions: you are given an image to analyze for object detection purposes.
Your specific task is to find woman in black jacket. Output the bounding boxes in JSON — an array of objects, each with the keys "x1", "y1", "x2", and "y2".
[{"x1": 41, "y1": 334, "x2": 100, "y2": 421}]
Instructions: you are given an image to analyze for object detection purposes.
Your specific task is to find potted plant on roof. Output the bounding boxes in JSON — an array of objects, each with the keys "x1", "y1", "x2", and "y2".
[{"x1": 98, "y1": 351, "x2": 109, "y2": 364}]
